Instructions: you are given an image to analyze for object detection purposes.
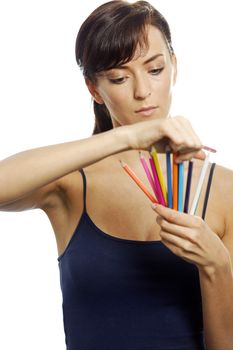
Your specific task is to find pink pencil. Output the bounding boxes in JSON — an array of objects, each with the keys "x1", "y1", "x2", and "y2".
[
  {"x1": 203, "y1": 145, "x2": 217, "y2": 153},
  {"x1": 139, "y1": 152, "x2": 158, "y2": 199},
  {"x1": 149, "y1": 157, "x2": 166, "y2": 206}
]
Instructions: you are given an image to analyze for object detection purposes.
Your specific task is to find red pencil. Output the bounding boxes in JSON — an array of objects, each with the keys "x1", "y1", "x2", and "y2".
[{"x1": 120, "y1": 161, "x2": 158, "y2": 204}]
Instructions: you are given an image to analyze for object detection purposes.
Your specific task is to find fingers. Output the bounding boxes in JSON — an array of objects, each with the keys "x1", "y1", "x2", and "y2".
[
  {"x1": 152, "y1": 204, "x2": 206, "y2": 249},
  {"x1": 156, "y1": 214, "x2": 192, "y2": 239},
  {"x1": 193, "y1": 149, "x2": 206, "y2": 161},
  {"x1": 160, "y1": 116, "x2": 203, "y2": 161},
  {"x1": 151, "y1": 203, "x2": 203, "y2": 228},
  {"x1": 176, "y1": 149, "x2": 206, "y2": 163}
]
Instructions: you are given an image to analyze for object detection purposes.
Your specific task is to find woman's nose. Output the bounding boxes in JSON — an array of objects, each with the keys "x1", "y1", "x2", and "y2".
[{"x1": 133, "y1": 76, "x2": 151, "y2": 100}]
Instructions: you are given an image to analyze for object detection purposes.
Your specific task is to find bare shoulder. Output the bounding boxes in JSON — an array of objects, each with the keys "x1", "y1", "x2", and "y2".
[
  {"x1": 42, "y1": 170, "x2": 85, "y2": 256},
  {"x1": 213, "y1": 164, "x2": 233, "y2": 209},
  {"x1": 43, "y1": 169, "x2": 86, "y2": 221},
  {"x1": 211, "y1": 164, "x2": 233, "y2": 259},
  {"x1": 45, "y1": 159, "x2": 110, "y2": 219},
  {"x1": 50, "y1": 160, "x2": 118, "y2": 256}
]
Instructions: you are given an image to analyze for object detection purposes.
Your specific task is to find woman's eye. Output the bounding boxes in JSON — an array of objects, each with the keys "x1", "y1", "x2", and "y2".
[
  {"x1": 109, "y1": 77, "x2": 126, "y2": 84},
  {"x1": 149, "y1": 67, "x2": 164, "y2": 75}
]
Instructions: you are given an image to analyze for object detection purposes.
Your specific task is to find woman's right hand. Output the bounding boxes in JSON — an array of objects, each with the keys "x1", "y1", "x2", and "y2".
[{"x1": 123, "y1": 116, "x2": 205, "y2": 162}]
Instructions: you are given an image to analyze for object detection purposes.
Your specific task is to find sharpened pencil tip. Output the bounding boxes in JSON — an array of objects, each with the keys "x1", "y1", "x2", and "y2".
[
  {"x1": 151, "y1": 146, "x2": 155, "y2": 152},
  {"x1": 119, "y1": 160, "x2": 126, "y2": 167}
]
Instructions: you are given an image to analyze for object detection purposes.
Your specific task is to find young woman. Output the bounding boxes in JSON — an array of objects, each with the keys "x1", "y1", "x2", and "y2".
[{"x1": 0, "y1": 1, "x2": 233, "y2": 349}]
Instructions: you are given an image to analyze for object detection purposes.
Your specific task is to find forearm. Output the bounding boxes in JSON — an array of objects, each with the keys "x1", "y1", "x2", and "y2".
[
  {"x1": 199, "y1": 257, "x2": 233, "y2": 350},
  {"x1": 0, "y1": 126, "x2": 130, "y2": 204}
]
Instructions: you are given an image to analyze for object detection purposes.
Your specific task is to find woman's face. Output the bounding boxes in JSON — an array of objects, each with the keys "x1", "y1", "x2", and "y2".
[{"x1": 87, "y1": 25, "x2": 177, "y2": 128}]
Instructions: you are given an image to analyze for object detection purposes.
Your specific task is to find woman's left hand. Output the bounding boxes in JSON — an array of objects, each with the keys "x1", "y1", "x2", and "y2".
[{"x1": 152, "y1": 204, "x2": 230, "y2": 275}]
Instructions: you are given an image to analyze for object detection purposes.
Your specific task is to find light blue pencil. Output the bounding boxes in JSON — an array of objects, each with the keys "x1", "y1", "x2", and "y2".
[
  {"x1": 166, "y1": 151, "x2": 173, "y2": 208},
  {"x1": 178, "y1": 162, "x2": 184, "y2": 212}
]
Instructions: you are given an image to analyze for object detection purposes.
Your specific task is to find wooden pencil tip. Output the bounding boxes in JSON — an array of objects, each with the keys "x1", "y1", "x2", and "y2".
[
  {"x1": 119, "y1": 160, "x2": 126, "y2": 167},
  {"x1": 165, "y1": 145, "x2": 172, "y2": 153}
]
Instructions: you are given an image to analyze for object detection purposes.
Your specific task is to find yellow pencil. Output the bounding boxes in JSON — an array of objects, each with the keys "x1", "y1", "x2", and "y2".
[{"x1": 150, "y1": 146, "x2": 167, "y2": 205}]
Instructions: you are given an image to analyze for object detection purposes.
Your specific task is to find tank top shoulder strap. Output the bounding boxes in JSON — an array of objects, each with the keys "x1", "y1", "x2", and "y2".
[
  {"x1": 79, "y1": 168, "x2": 87, "y2": 213},
  {"x1": 201, "y1": 162, "x2": 216, "y2": 220}
]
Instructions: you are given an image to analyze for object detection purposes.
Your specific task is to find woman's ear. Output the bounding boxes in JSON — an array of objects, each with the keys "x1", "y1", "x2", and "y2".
[{"x1": 85, "y1": 79, "x2": 104, "y2": 104}]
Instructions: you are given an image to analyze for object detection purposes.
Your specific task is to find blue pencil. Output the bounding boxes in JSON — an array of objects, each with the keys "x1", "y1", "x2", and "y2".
[
  {"x1": 184, "y1": 161, "x2": 193, "y2": 213},
  {"x1": 178, "y1": 162, "x2": 184, "y2": 212},
  {"x1": 166, "y1": 151, "x2": 173, "y2": 208}
]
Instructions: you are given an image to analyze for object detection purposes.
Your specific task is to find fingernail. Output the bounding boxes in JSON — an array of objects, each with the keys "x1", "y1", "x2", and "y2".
[{"x1": 151, "y1": 203, "x2": 157, "y2": 209}]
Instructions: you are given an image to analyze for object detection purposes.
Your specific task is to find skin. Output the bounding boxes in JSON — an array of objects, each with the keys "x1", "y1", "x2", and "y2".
[
  {"x1": 87, "y1": 26, "x2": 203, "y2": 157},
  {"x1": 1, "y1": 23, "x2": 232, "y2": 350},
  {"x1": 83, "y1": 26, "x2": 232, "y2": 268},
  {"x1": 89, "y1": 26, "x2": 176, "y2": 127},
  {"x1": 83, "y1": 25, "x2": 233, "y2": 349}
]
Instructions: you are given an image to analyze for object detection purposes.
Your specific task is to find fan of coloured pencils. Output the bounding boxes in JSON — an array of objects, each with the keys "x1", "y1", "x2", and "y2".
[{"x1": 120, "y1": 145, "x2": 216, "y2": 215}]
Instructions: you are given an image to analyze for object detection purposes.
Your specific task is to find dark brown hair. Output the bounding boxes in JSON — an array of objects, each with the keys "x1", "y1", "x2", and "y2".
[{"x1": 75, "y1": 0, "x2": 174, "y2": 135}]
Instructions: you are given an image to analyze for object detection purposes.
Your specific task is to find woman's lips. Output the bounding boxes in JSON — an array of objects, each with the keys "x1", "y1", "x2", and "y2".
[{"x1": 135, "y1": 106, "x2": 157, "y2": 116}]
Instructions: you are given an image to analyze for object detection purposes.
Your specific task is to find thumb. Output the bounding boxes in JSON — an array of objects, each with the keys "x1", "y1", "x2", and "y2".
[{"x1": 193, "y1": 149, "x2": 206, "y2": 160}]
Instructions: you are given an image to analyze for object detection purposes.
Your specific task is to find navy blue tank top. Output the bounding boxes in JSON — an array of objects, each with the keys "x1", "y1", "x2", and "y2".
[{"x1": 58, "y1": 164, "x2": 216, "y2": 350}]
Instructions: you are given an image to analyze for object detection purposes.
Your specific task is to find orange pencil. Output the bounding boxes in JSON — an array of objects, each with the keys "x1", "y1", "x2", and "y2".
[
  {"x1": 172, "y1": 154, "x2": 178, "y2": 210},
  {"x1": 120, "y1": 161, "x2": 158, "y2": 204}
]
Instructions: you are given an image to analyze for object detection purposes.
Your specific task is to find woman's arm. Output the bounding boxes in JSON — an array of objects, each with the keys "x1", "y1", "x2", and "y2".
[
  {"x1": 198, "y1": 255, "x2": 233, "y2": 350},
  {"x1": 152, "y1": 165, "x2": 233, "y2": 350},
  {"x1": 197, "y1": 167, "x2": 233, "y2": 350},
  {"x1": 0, "y1": 127, "x2": 128, "y2": 210},
  {"x1": 0, "y1": 116, "x2": 204, "y2": 211}
]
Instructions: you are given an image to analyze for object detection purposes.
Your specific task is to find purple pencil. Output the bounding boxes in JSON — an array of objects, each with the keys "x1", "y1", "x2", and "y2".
[{"x1": 184, "y1": 161, "x2": 193, "y2": 213}]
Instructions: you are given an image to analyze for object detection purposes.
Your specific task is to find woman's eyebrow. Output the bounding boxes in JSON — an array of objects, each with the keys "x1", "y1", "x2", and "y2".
[
  {"x1": 143, "y1": 53, "x2": 164, "y2": 64},
  {"x1": 115, "y1": 54, "x2": 164, "y2": 70}
]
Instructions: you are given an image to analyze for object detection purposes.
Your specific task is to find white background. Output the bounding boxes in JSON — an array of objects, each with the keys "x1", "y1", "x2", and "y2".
[{"x1": 0, "y1": 0, "x2": 232, "y2": 349}]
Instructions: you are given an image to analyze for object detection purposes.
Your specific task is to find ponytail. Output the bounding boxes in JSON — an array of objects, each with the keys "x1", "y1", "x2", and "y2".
[{"x1": 92, "y1": 101, "x2": 113, "y2": 135}]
